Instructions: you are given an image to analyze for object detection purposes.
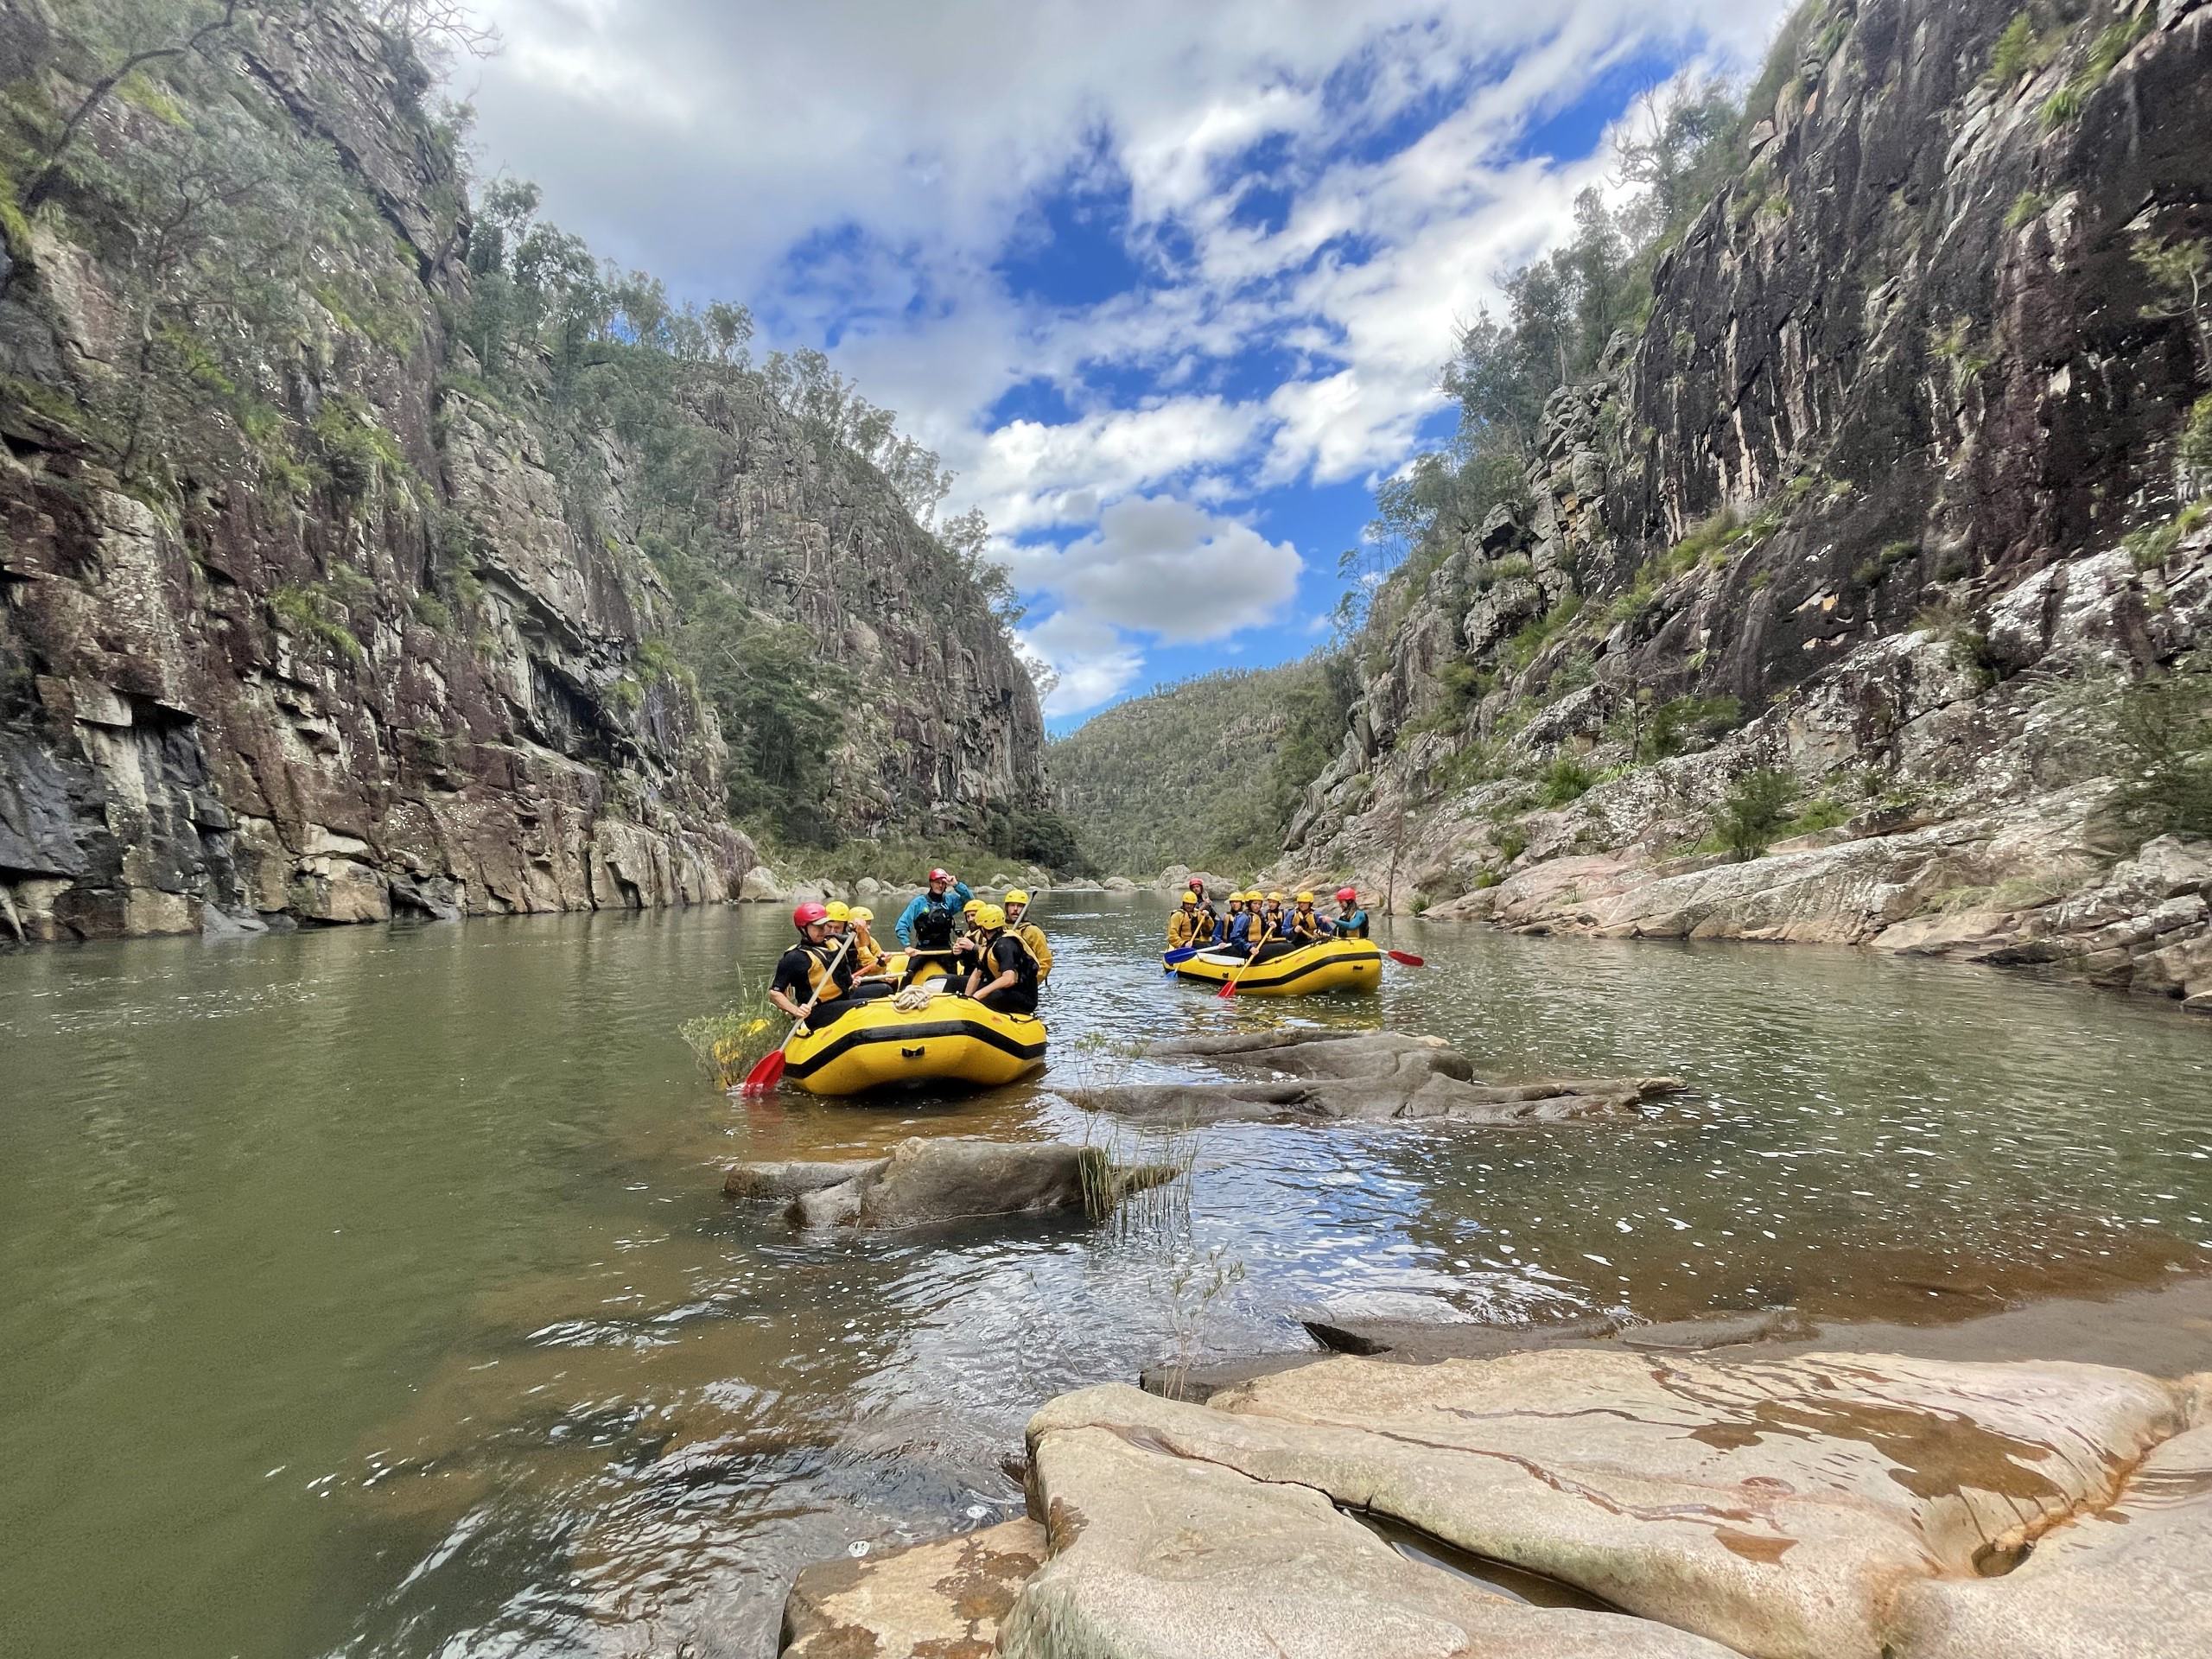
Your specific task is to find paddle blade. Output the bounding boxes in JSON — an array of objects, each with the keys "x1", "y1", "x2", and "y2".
[
  {"x1": 738, "y1": 1050, "x2": 786, "y2": 1097},
  {"x1": 1386, "y1": 949, "x2": 1426, "y2": 967},
  {"x1": 1162, "y1": 946, "x2": 1199, "y2": 966},
  {"x1": 1216, "y1": 978, "x2": 1238, "y2": 999}
]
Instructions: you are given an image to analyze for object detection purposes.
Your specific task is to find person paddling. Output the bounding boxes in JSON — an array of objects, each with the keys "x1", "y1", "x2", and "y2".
[
  {"x1": 1003, "y1": 888, "x2": 1053, "y2": 983},
  {"x1": 1287, "y1": 891, "x2": 1325, "y2": 945},
  {"x1": 962, "y1": 904, "x2": 1039, "y2": 1015},
  {"x1": 768, "y1": 901, "x2": 859, "y2": 1027},
  {"x1": 1166, "y1": 890, "x2": 1205, "y2": 951},
  {"x1": 1188, "y1": 880, "x2": 1218, "y2": 944},
  {"x1": 1331, "y1": 886, "x2": 1370, "y2": 939}
]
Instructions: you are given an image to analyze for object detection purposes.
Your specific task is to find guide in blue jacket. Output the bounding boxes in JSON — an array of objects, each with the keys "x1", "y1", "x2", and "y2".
[{"x1": 894, "y1": 867, "x2": 974, "y2": 949}]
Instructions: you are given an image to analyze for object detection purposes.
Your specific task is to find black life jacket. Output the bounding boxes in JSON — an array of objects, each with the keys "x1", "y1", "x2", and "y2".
[{"x1": 912, "y1": 894, "x2": 955, "y2": 949}]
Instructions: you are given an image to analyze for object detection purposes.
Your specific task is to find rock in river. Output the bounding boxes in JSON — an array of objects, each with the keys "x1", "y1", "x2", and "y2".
[
  {"x1": 725, "y1": 1136, "x2": 1175, "y2": 1230},
  {"x1": 1067, "y1": 1028, "x2": 1681, "y2": 1126}
]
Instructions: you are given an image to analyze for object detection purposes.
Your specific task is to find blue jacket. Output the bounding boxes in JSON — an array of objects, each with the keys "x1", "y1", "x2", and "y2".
[
  {"x1": 1333, "y1": 908, "x2": 1370, "y2": 938},
  {"x1": 1225, "y1": 911, "x2": 1252, "y2": 947},
  {"x1": 894, "y1": 881, "x2": 973, "y2": 946}
]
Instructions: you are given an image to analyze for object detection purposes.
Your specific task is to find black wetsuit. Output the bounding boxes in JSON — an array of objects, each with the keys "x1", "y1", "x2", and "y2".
[
  {"x1": 969, "y1": 933, "x2": 1039, "y2": 1014},
  {"x1": 772, "y1": 939, "x2": 859, "y2": 1023}
]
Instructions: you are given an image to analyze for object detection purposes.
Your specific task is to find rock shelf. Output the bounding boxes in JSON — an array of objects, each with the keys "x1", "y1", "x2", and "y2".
[
  {"x1": 1067, "y1": 1027, "x2": 1683, "y2": 1126},
  {"x1": 783, "y1": 1346, "x2": 2212, "y2": 1658},
  {"x1": 725, "y1": 1135, "x2": 1176, "y2": 1230}
]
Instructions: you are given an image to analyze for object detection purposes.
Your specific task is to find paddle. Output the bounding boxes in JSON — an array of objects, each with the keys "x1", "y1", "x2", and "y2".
[
  {"x1": 1161, "y1": 944, "x2": 1203, "y2": 970},
  {"x1": 740, "y1": 934, "x2": 856, "y2": 1097},
  {"x1": 1217, "y1": 928, "x2": 1275, "y2": 999},
  {"x1": 1385, "y1": 948, "x2": 1426, "y2": 967}
]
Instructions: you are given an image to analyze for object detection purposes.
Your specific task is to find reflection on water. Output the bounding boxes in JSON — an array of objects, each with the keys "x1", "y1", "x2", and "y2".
[{"x1": 2, "y1": 897, "x2": 2207, "y2": 1657}]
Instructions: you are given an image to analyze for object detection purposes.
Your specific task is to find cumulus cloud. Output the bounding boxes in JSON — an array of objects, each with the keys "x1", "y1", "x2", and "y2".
[
  {"x1": 1019, "y1": 608, "x2": 1145, "y2": 717},
  {"x1": 1007, "y1": 497, "x2": 1302, "y2": 645}
]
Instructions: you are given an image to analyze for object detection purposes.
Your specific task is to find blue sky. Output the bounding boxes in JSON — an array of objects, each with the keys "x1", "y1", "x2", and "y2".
[{"x1": 466, "y1": 0, "x2": 1786, "y2": 732}]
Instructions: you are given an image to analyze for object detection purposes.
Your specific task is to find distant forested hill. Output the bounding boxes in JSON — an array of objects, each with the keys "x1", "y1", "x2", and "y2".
[{"x1": 1048, "y1": 659, "x2": 1355, "y2": 876}]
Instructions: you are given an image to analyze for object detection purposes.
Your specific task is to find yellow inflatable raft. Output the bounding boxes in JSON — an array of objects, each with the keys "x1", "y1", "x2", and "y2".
[
  {"x1": 782, "y1": 991, "x2": 1047, "y2": 1096},
  {"x1": 1166, "y1": 936, "x2": 1383, "y2": 996}
]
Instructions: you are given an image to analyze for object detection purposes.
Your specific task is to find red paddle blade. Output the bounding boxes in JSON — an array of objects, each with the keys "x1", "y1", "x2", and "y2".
[
  {"x1": 1216, "y1": 979, "x2": 1238, "y2": 999},
  {"x1": 739, "y1": 1050, "x2": 786, "y2": 1097},
  {"x1": 1386, "y1": 949, "x2": 1426, "y2": 967}
]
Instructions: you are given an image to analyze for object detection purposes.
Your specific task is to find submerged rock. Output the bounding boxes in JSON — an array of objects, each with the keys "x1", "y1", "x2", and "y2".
[
  {"x1": 1069, "y1": 1029, "x2": 1681, "y2": 1126},
  {"x1": 725, "y1": 1136, "x2": 1176, "y2": 1230},
  {"x1": 782, "y1": 1517, "x2": 1044, "y2": 1658}
]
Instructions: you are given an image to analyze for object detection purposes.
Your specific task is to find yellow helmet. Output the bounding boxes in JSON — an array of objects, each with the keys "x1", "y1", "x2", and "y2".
[
  {"x1": 1180, "y1": 891, "x2": 1198, "y2": 906},
  {"x1": 849, "y1": 906, "x2": 874, "y2": 924},
  {"x1": 1267, "y1": 890, "x2": 1285, "y2": 902},
  {"x1": 824, "y1": 900, "x2": 851, "y2": 922},
  {"x1": 975, "y1": 903, "x2": 1007, "y2": 930},
  {"x1": 1296, "y1": 891, "x2": 1314, "y2": 904},
  {"x1": 963, "y1": 899, "x2": 982, "y2": 915},
  {"x1": 1004, "y1": 888, "x2": 1030, "y2": 906}
]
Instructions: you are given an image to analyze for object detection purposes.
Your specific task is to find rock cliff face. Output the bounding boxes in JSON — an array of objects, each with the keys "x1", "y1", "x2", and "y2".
[
  {"x1": 0, "y1": 3, "x2": 1043, "y2": 943},
  {"x1": 1285, "y1": 0, "x2": 2212, "y2": 1011}
]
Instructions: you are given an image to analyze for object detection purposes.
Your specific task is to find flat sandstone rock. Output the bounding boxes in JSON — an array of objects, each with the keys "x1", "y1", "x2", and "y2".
[
  {"x1": 789, "y1": 1346, "x2": 2212, "y2": 1659},
  {"x1": 1070, "y1": 1028, "x2": 1681, "y2": 1125},
  {"x1": 782, "y1": 1517, "x2": 1045, "y2": 1658}
]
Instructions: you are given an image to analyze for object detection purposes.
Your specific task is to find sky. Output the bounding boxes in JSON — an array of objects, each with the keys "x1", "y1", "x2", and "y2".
[{"x1": 461, "y1": 0, "x2": 1788, "y2": 732}]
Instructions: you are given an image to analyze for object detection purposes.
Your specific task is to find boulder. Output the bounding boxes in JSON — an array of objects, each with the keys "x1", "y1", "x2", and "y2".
[
  {"x1": 782, "y1": 1518, "x2": 1045, "y2": 1659},
  {"x1": 1103, "y1": 876, "x2": 1138, "y2": 893},
  {"x1": 739, "y1": 865, "x2": 787, "y2": 903},
  {"x1": 725, "y1": 1137, "x2": 1177, "y2": 1230},
  {"x1": 1070, "y1": 1029, "x2": 1681, "y2": 1127}
]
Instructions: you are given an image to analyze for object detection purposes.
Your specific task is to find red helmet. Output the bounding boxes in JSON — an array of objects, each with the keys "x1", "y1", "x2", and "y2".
[
  {"x1": 1335, "y1": 887, "x2": 1358, "y2": 903},
  {"x1": 792, "y1": 901, "x2": 830, "y2": 928},
  {"x1": 927, "y1": 867, "x2": 950, "y2": 884}
]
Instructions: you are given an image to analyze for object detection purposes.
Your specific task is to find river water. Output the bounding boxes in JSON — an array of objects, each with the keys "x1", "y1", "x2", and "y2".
[{"x1": 3, "y1": 894, "x2": 2209, "y2": 1657}]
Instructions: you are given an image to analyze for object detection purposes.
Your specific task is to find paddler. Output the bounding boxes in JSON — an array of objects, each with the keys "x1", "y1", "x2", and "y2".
[
  {"x1": 1286, "y1": 890, "x2": 1325, "y2": 945},
  {"x1": 1190, "y1": 881, "x2": 1219, "y2": 944},
  {"x1": 1166, "y1": 890, "x2": 1205, "y2": 950},
  {"x1": 962, "y1": 903, "x2": 1039, "y2": 1014},
  {"x1": 1002, "y1": 889, "x2": 1053, "y2": 982},
  {"x1": 768, "y1": 901, "x2": 859, "y2": 1027},
  {"x1": 1331, "y1": 886, "x2": 1370, "y2": 939}
]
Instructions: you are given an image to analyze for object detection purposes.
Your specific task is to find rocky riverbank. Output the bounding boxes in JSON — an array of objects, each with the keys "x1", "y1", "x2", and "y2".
[{"x1": 780, "y1": 1276, "x2": 2212, "y2": 1658}]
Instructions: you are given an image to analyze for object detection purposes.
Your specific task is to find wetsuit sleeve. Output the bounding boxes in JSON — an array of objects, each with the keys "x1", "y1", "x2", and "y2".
[
  {"x1": 1021, "y1": 925, "x2": 1052, "y2": 978},
  {"x1": 950, "y1": 881, "x2": 973, "y2": 907},
  {"x1": 893, "y1": 893, "x2": 926, "y2": 946}
]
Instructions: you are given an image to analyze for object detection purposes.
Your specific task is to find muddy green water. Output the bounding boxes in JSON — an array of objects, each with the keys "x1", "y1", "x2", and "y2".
[{"x1": 3, "y1": 895, "x2": 2209, "y2": 1657}]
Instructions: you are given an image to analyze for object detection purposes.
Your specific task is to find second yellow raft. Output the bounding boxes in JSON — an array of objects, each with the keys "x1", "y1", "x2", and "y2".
[
  {"x1": 783, "y1": 990, "x2": 1047, "y2": 1096},
  {"x1": 1166, "y1": 936, "x2": 1383, "y2": 996}
]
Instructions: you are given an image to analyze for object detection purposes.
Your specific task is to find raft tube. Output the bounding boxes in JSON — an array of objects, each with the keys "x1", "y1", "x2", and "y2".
[
  {"x1": 1166, "y1": 936, "x2": 1383, "y2": 996},
  {"x1": 783, "y1": 990, "x2": 1047, "y2": 1096}
]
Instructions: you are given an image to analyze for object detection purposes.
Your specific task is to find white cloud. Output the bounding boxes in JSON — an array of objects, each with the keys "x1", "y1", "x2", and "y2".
[
  {"x1": 1020, "y1": 609, "x2": 1144, "y2": 717},
  {"x1": 1007, "y1": 496, "x2": 1303, "y2": 645}
]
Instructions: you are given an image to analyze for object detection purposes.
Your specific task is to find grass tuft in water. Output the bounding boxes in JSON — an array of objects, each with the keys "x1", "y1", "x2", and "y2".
[{"x1": 677, "y1": 969, "x2": 781, "y2": 1089}]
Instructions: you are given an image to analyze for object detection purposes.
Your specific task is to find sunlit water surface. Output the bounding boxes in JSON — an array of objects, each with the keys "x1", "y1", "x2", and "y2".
[{"x1": 3, "y1": 896, "x2": 2208, "y2": 1656}]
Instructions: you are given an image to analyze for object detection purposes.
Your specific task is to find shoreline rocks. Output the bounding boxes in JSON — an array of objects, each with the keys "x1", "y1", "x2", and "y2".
[
  {"x1": 1068, "y1": 1028, "x2": 1683, "y2": 1126},
  {"x1": 789, "y1": 1344, "x2": 2212, "y2": 1658}
]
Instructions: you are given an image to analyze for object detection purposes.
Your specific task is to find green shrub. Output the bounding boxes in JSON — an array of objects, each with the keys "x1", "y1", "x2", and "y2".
[
  {"x1": 1986, "y1": 12, "x2": 2057, "y2": 86},
  {"x1": 267, "y1": 582, "x2": 365, "y2": 662},
  {"x1": 2109, "y1": 662, "x2": 2212, "y2": 837},
  {"x1": 1472, "y1": 868, "x2": 1503, "y2": 890},
  {"x1": 2004, "y1": 189, "x2": 2049, "y2": 231},
  {"x1": 1784, "y1": 796, "x2": 1850, "y2": 836},
  {"x1": 1507, "y1": 595, "x2": 1583, "y2": 668},
  {"x1": 2125, "y1": 502, "x2": 2209, "y2": 570},
  {"x1": 1493, "y1": 825, "x2": 1529, "y2": 864},
  {"x1": 409, "y1": 591, "x2": 454, "y2": 632},
  {"x1": 1711, "y1": 767, "x2": 1798, "y2": 861},
  {"x1": 1540, "y1": 754, "x2": 1596, "y2": 806},
  {"x1": 2180, "y1": 396, "x2": 2212, "y2": 476}
]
